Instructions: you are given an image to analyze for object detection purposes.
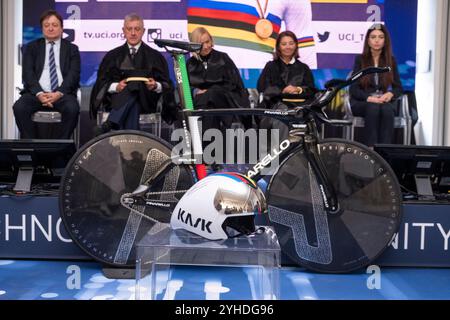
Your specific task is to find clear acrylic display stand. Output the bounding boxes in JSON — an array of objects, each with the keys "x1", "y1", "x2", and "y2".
[{"x1": 135, "y1": 225, "x2": 280, "y2": 300}]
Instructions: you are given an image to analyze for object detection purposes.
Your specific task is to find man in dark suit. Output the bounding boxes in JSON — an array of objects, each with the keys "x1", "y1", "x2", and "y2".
[
  {"x1": 13, "y1": 10, "x2": 80, "y2": 139},
  {"x1": 90, "y1": 13, "x2": 175, "y2": 133}
]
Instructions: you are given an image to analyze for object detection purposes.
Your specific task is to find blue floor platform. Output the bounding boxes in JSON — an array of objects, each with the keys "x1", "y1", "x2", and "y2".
[
  {"x1": 2, "y1": 195, "x2": 450, "y2": 301},
  {"x1": 1, "y1": 259, "x2": 449, "y2": 300}
]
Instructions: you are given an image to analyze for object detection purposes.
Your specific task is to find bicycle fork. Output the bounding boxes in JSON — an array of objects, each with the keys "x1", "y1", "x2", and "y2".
[{"x1": 303, "y1": 122, "x2": 340, "y2": 213}]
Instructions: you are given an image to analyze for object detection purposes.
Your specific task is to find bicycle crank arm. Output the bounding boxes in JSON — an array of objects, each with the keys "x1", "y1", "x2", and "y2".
[{"x1": 121, "y1": 193, "x2": 177, "y2": 213}]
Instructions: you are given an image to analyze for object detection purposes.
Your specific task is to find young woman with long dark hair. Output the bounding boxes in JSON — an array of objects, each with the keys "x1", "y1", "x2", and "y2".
[{"x1": 349, "y1": 24, "x2": 403, "y2": 147}]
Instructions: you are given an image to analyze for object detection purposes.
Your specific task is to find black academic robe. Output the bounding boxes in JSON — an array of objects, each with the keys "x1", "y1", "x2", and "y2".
[
  {"x1": 257, "y1": 58, "x2": 316, "y2": 108},
  {"x1": 255, "y1": 58, "x2": 316, "y2": 150},
  {"x1": 187, "y1": 49, "x2": 251, "y2": 131},
  {"x1": 89, "y1": 42, "x2": 176, "y2": 122},
  {"x1": 187, "y1": 49, "x2": 250, "y2": 110}
]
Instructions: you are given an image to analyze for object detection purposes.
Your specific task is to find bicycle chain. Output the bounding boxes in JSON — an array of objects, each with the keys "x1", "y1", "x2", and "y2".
[{"x1": 144, "y1": 189, "x2": 190, "y2": 197}]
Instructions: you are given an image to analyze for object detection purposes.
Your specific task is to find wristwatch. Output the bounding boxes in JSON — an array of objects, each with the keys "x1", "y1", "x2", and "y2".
[{"x1": 297, "y1": 86, "x2": 303, "y2": 94}]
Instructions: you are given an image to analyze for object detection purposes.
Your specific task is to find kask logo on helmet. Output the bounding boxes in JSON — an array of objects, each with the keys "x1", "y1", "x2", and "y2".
[{"x1": 176, "y1": 208, "x2": 213, "y2": 233}]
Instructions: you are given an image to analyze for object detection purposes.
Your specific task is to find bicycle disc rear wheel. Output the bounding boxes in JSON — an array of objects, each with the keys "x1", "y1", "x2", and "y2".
[
  {"x1": 266, "y1": 139, "x2": 402, "y2": 273},
  {"x1": 59, "y1": 130, "x2": 195, "y2": 267}
]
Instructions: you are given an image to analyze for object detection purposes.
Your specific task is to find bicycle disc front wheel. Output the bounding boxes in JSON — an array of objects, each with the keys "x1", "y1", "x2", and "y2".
[
  {"x1": 266, "y1": 139, "x2": 402, "y2": 273},
  {"x1": 59, "y1": 130, "x2": 195, "y2": 267}
]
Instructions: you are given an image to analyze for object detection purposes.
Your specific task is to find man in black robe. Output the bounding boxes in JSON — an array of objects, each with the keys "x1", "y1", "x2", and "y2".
[{"x1": 90, "y1": 13, "x2": 175, "y2": 133}]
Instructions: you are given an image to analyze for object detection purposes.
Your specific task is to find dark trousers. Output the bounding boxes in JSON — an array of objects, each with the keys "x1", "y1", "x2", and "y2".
[
  {"x1": 13, "y1": 93, "x2": 79, "y2": 139},
  {"x1": 107, "y1": 96, "x2": 141, "y2": 130},
  {"x1": 258, "y1": 101, "x2": 289, "y2": 160},
  {"x1": 195, "y1": 92, "x2": 233, "y2": 163},
  {"x1": 351, "y1": 100, "x2": 396, "y2": 147}
]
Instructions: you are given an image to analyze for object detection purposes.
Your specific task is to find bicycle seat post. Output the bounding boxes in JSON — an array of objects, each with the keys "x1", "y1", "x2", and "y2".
[{"x1": 170, "y1": 49, "x2": 206, "y2": 178}]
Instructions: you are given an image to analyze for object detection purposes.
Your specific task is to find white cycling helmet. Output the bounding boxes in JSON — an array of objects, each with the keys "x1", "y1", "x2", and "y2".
[{"x1": 171, "y1": 172, "x2": 267, "y2": 240}]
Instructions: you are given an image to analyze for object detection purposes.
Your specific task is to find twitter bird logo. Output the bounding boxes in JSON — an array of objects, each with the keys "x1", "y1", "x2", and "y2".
[{"x1": 317, "y1": 31, "x2": 330, "y2": 43}]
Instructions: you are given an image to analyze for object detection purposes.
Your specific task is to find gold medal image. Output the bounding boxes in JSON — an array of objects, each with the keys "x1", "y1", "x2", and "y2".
[
  {"x1": 255, "y1": 18, "x2": 273, "y2": 39},
  {"x1": 255, "y1": 0, "x2": 273, "y2": 39}
]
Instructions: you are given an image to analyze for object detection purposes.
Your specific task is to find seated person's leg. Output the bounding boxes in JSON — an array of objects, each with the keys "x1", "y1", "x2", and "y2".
[
  {"x1": 362, "y1": 102, "x2": 381, "y2": 147},
  {"x1": 221, "y1": 116, "x2": 235, "y2": 164},
  {"x1": 351, "y1": 100, "x2": 380, "y2": 147},
  {"x1": 379, "y1": 102, "x2": 396, "y2": 144},
  {"x1": 258, "y1": 116, "x2": 272, "y2": 159},
  {"x1": 350, "y1": 100, "x2": 366, "y2": 118},
  {"x1": 53, "y1": 94, "x2": 80, "y2": 139},
  {"x1": 12, "y1": 93, "x2": 43, "y2": 139},
  {"x1": 201, "y1": 115, "x2": 224, "y2": 164},
  {"x1": 107, "y1": 95, "x2": 139, "y2": 130},
  {"x1": 260, "y1": 102, "x2": 287, "y2": 158},
  {"x1": 123, "y1": 100, "x2": 141, "y2": 130}
]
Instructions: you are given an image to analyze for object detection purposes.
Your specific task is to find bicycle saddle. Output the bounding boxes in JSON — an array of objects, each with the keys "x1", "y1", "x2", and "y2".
[{"x1": 154, "y1": 39, "x2": 202, "y2": 52}]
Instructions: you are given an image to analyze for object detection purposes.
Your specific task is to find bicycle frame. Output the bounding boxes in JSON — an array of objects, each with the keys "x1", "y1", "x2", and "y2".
[
  {"x1": 60, "y1": 35, "x2": 396, "y2": 270},
  {"x1": 146, "y1": 48, "x2": 340, "y2": 212},
  {"x1": 151, "y1": 41, "x2": 388, "y2": 212},
  {"x1": 182, "y1": 107, "x2": 340, "y2": 212}
]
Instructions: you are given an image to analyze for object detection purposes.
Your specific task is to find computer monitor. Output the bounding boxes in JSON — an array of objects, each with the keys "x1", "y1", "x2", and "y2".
[
  {"x1": 374, "y1": 144, "x2": 450, "y2": 200},
  {"x1": 0, "y1": 139, "x2": 76, "y2": 192}
]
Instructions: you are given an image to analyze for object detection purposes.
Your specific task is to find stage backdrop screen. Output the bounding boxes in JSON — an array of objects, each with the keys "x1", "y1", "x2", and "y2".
[{"x1": 23, "y1": 0, "x2": 417, "y2": 90}]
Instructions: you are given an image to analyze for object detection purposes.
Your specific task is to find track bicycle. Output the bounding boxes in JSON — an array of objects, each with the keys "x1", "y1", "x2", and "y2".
[{"x1": 59, "y1": 39, "x2": 402, "y2": 273}]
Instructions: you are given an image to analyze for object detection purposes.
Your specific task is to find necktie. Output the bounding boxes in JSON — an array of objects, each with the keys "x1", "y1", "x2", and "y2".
[
  {"x1": 130, "y1": 47, "x2": 136, "y2": 61},
  {"x1": 49, "y1": 41, "x2": 58, "y2": 92}
]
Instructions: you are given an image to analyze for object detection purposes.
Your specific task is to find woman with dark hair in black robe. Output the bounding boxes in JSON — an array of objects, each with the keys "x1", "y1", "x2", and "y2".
[{"x1": 257, "y1": 31, "x2": 316, "y2": 152}]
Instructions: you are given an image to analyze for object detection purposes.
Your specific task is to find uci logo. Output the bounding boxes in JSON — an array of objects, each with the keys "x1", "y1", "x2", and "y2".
[{"x1": 177, "y1": 208, "x2": 212, "y2": 233}]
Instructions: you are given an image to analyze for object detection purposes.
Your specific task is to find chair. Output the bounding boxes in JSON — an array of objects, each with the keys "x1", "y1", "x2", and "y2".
[
  {"x1": 342, "y1": 89, "x2": 412, "y2": 145},
  {"x1": 30, "y1": 89, "x2": 81, "y2": 147},
  {"x1": 97, "y1": 111, "x2": 162, "y2": 137},
  {"x1": 247, "y1": 88, "x2": 262, "y2": 109},
  {"x1": 321, "y1": 85, "x2": 413, "y2": 145},
  {"x1": 320, "y1": 89, "x2": 353, "y2": 140},
  {"x1": 97, "y1": 97, "x2": 163, "y2": 137}
]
